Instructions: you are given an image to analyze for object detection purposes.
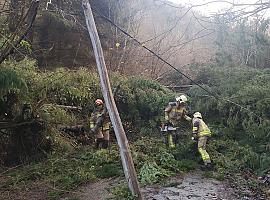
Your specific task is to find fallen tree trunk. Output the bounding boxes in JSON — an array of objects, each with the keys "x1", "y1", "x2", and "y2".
[{"x1": 0, "y1": 119, "x2": 40, "y2": 130}]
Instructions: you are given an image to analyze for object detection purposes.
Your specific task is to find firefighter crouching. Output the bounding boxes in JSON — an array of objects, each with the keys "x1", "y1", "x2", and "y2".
[
  {"x1": 192, "y1": 112, "x2": 213, "y2": 169},
  {"x1": 89, "y1": 99, "x2": 111, "y2": 149},
  {"x1": 163, "y1": 95, "x2": 192, "y2": 148}
]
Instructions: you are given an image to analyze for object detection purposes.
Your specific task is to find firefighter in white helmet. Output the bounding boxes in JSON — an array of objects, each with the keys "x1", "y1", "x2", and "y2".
[
  {"x1": 192, "y1": 112, "x2": 212, "y2": 169},
  {"x1": 164, "y1": 94, "x2": 192, "y2": 148}
]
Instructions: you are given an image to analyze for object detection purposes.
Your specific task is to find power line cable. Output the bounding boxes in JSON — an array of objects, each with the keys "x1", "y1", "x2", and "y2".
[
  {"x1": 14, "y1": 5, "x2": 264, "y2": 121},
  {"x1": 92, "y1": 9, "x2": 216, "y2": 97},
  {"x1": 92, "y1": 8, "x2": 265, "y2": 121}
]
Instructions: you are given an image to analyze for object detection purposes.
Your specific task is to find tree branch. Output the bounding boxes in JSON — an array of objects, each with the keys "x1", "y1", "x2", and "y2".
[{"x1": 0, "y1": 0, "x2": 39, "y2": 64}]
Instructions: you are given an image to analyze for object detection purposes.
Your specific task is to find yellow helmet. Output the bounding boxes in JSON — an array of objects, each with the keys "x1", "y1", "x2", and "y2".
[
  {"x1": 175, "y1": 95, "x2": 188, "y2": 103},
  {"x1": 193, "y1": 112, "x2": 202, "y2": 119}
]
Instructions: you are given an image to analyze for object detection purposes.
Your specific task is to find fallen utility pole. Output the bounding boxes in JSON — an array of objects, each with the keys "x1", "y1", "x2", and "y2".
[{"x1": 82, "y1": 1, "x2": 142, "y2": 199}]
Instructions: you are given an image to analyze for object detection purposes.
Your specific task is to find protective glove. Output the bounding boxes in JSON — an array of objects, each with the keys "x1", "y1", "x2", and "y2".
[
  {"x1": 192, "y1": 134, "x2": 198, "y2": 141},
  {"x1": 89, "y1": 128, "x2": 96, "y2": 134},
  {"x1": 185, "y1": 115, "x2": 192, "y2": 121},
  {"x1": 165, "y1": 115, "x2": 169, "y2": 122},
  {"x1": 161, "y1": 123, "x2": 165, "y2": 129},
  {"x1": 161, "y1": 123, "x2": 168, "y2": 132}
]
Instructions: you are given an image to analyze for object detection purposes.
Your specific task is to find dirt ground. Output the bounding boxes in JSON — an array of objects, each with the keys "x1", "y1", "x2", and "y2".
[
  {"x1": 62, "y1": 171, "x2": 238, "y2": 200},
  {"x1": 1, "y1": 171, "x2": 266, "y2": 200},
  {"x1": 0, "y1": 179, "x2": 50, "y2": 200},
  {"x1": 142, "y1": 171, "x2": 237, "y2": 200}
]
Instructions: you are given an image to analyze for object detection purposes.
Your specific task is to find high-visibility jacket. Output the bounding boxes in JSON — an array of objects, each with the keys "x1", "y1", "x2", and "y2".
[
  {"x1": 165, "y1": 102, "x2": 191, "y2": 125},
  {"x1": 89, "y1": 108, "x2": 110, "y2": 131},
  {"x1": 192, "y1": 118, "x2": 211, "y2": 137}
]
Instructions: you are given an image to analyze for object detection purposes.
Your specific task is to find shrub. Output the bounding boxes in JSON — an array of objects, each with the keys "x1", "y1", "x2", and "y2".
[
  {"x1": 187, "y1": 65, "x2": 270, "y2": 174},
  {"x1": 0, "y1": 58, "x2": 176, "y2": 165}
]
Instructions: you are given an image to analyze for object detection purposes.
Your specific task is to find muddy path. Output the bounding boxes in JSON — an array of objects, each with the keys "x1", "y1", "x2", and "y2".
[
  {"x1": 63, "y1": 171, "x2": 238, "y2": 200},
  {"x1": 2, "y1": 170, "x2": 264, "y2": 200},
  {"x1": 61, "y1": 177, "x2": 122, "y2": 200},
  {"x1": 142, "y1": 171, "x2": 236, "y2": 200}
]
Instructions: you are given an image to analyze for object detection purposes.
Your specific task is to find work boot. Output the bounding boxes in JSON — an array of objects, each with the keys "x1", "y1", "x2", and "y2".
[
  {"x1": 200, "y1": 164, "x2": 207, "y2": 171},
  {"x1": 102, "y1": 140, "x2": 109, "y2": 149},
  {"x1": 201, "y1": 163, "x2": 214, "y2": 171},
  {"x1": 206, "y1": 163, "x2": 214, "y2": 170},
  {"x1": 95, "y1": 138, "x2": 103, "y2": 149}
]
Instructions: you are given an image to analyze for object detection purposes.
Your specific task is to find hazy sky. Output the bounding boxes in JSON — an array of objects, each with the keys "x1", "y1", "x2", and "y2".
[{"x1": 167, "y1": 0, "x2": 264, "y2": 15}]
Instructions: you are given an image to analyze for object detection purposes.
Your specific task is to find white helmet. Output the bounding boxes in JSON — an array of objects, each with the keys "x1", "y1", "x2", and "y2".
[
  {"x1": 193, "y1": 112, "x2": 202, "y2": 119},
  {"x1": 176, "y1": 95, "x2": 188, "y2": 104}
]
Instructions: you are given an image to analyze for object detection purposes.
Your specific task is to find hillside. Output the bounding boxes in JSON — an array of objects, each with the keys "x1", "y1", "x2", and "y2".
[{"x1": 0, "y1": 0, "x2": 270, "y2": 200}]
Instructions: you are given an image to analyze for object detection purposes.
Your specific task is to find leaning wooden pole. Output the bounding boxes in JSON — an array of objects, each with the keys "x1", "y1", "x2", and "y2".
[{"x1": 82, "y1": 0, "x2": 142, "y2": 199}]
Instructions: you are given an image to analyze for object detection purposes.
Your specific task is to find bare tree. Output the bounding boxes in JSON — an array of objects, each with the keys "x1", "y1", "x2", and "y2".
[{"x1": 0, "y1": 0, "x2": 39, "y2": 64}]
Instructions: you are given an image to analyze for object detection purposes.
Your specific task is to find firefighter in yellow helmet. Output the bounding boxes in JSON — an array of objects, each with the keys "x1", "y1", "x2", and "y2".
[
  {"x1": 89, "y1": 99, "x2": 111, "y2": 149},
  {"x1": 192, "y1": 112, "x2": 212, "y2": 169},
  {"x1": 164, "y1": 94, "x2": 192, "y2": 148}
]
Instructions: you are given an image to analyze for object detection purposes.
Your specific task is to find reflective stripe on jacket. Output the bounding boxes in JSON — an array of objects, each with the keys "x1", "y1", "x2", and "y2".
[
  {"x1": 89, "y1": 109, "x2": 110, "y2": 131},
  {"x1": 165, "y1": 103, "x2": 190, "y2": 125},
  {"x1": 192, "y1": 118, "x2": 211, "y2": 137}
]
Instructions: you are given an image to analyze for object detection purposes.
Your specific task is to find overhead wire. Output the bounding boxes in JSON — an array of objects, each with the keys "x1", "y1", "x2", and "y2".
[
  {"x1": 91, "y1": 8, "x2": 265, "y2": 121},
  {"x1": 8, "y1": 3, "x2": 264, "y2": 121},
  {"x1": 92, "y1": 9, "x2": 216, "y2": 96}
]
